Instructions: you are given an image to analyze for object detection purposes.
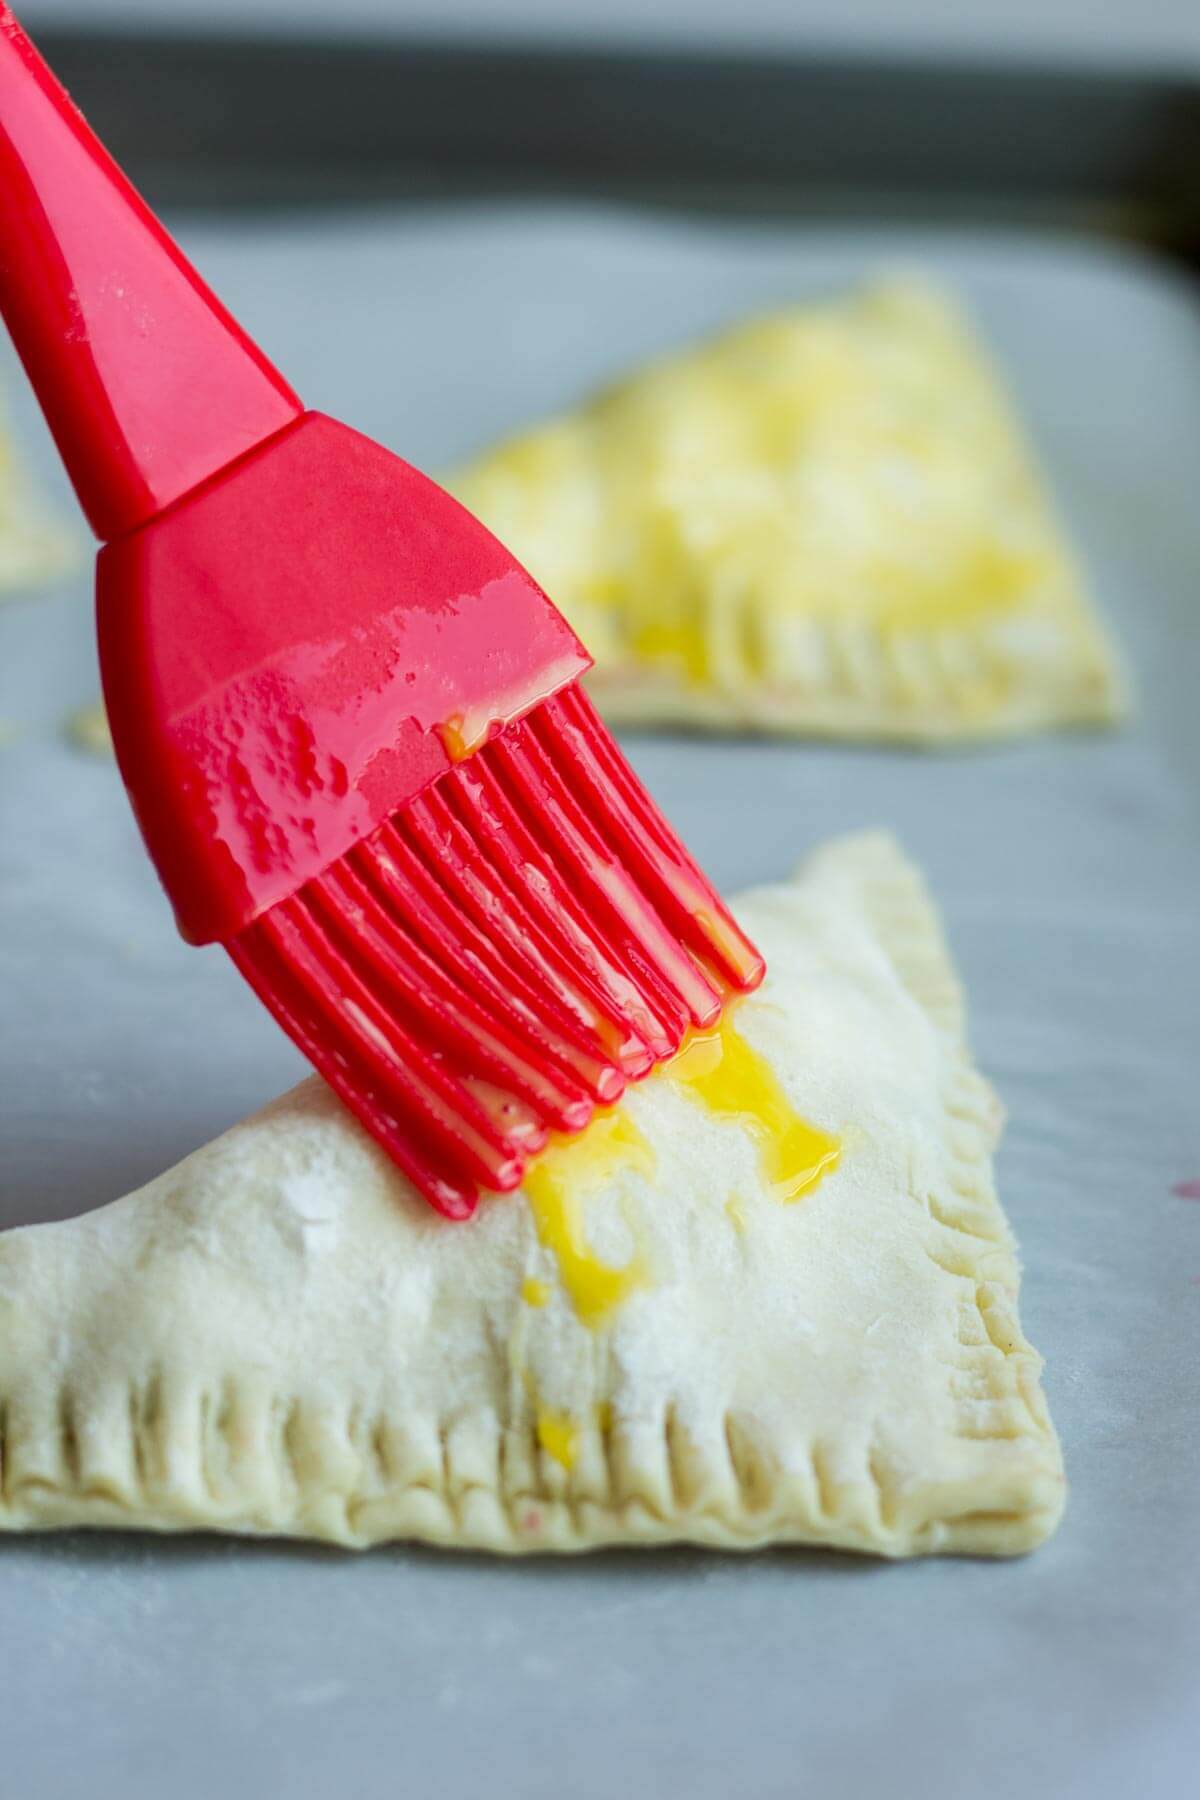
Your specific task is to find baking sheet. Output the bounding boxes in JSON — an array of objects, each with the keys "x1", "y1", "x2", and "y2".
[{"x1": 1, "y1": 205, "x2": 1198, "y2": 1799}]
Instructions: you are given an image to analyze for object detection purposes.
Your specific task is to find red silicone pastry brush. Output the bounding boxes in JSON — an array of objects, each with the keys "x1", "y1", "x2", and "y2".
[{"x1": 0, "y1": 8, "x2": 764, "y2": 1217}]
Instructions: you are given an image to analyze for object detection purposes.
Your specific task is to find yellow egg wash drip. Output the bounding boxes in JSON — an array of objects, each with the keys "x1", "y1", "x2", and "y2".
[
  {"x1": 521, "y1": 1111, "x2": 655, "y2": 1326},
  {"x1": 436, "y1": 655, "x2": 587, "y2": 763},
  {"x1": 534, "y1": 1402, "x2": 612, "y2": 1471},
  {"x1": 666, "y1": 1013, "x2": 841, "y2": 1202},
  {"x1": 535, "y1": 1411, "x2": 578, "y2": 1470}
]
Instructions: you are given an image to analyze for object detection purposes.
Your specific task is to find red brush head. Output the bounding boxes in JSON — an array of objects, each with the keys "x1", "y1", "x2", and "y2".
[
  {"x1": 3, "y1": 7, "x2": 593, "y2": 949},
  {"x1": 97, "y1": 412, "x2": 592, "y2": 945},
  {"x1": 0, "y1": 4, "x2": 766, "y2": 1219},
  {"x1": 96, "y1": 413, "x2": 765, "y2": 1220}
]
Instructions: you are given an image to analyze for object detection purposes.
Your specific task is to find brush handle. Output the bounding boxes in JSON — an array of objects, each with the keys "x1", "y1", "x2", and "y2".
[{"x1": 0, "y1": 6, "x2": 301, "y2": 540}]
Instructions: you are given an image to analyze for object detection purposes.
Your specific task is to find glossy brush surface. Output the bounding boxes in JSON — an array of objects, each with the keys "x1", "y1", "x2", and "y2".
[
  {"x1": 231, "y1": 687, "x2": 764, "y2": 1218},
  {"x1": 96, "y1": 411, "x2": 592, "y2": 946}
]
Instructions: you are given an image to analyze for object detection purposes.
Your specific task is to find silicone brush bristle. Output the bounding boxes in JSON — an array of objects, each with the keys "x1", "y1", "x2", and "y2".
[
  {"x1": 230, "y1": 686, "x2": 764, "y2": 1217},
  {"x1": 0, "y1": 12, "x2": 766, "y2": 1222}
]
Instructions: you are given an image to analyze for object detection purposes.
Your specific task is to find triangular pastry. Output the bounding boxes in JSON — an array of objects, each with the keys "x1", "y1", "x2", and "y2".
[
  {"x1": 0, "y1": 835, "x2": 1064, "y2": 1556},
  {"x1": 449, "y1": 280, "x2": 1123, "y2": 743}
]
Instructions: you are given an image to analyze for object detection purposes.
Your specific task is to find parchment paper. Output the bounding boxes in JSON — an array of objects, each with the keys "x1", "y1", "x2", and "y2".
[{"x1": 1, "y1": 205, "x2": 1197, "y2": 1799}]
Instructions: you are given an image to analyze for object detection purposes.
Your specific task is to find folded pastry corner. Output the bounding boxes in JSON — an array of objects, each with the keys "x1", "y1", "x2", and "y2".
[
  {"x1": 449, "y1": 278, "x2": 1125, "y2": 744},
  {"x1": 0, "y1": 833, "x2": 1065, "y2": 1557}
]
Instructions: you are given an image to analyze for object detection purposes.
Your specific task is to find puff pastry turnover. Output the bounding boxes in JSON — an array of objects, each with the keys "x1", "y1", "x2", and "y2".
[
  {"x1": 0, "y1": 834, "x2": 1064, "y2": 1555},
  {"x1": 449, "y1": 280, "x2": 1123, "y2": 742}
]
